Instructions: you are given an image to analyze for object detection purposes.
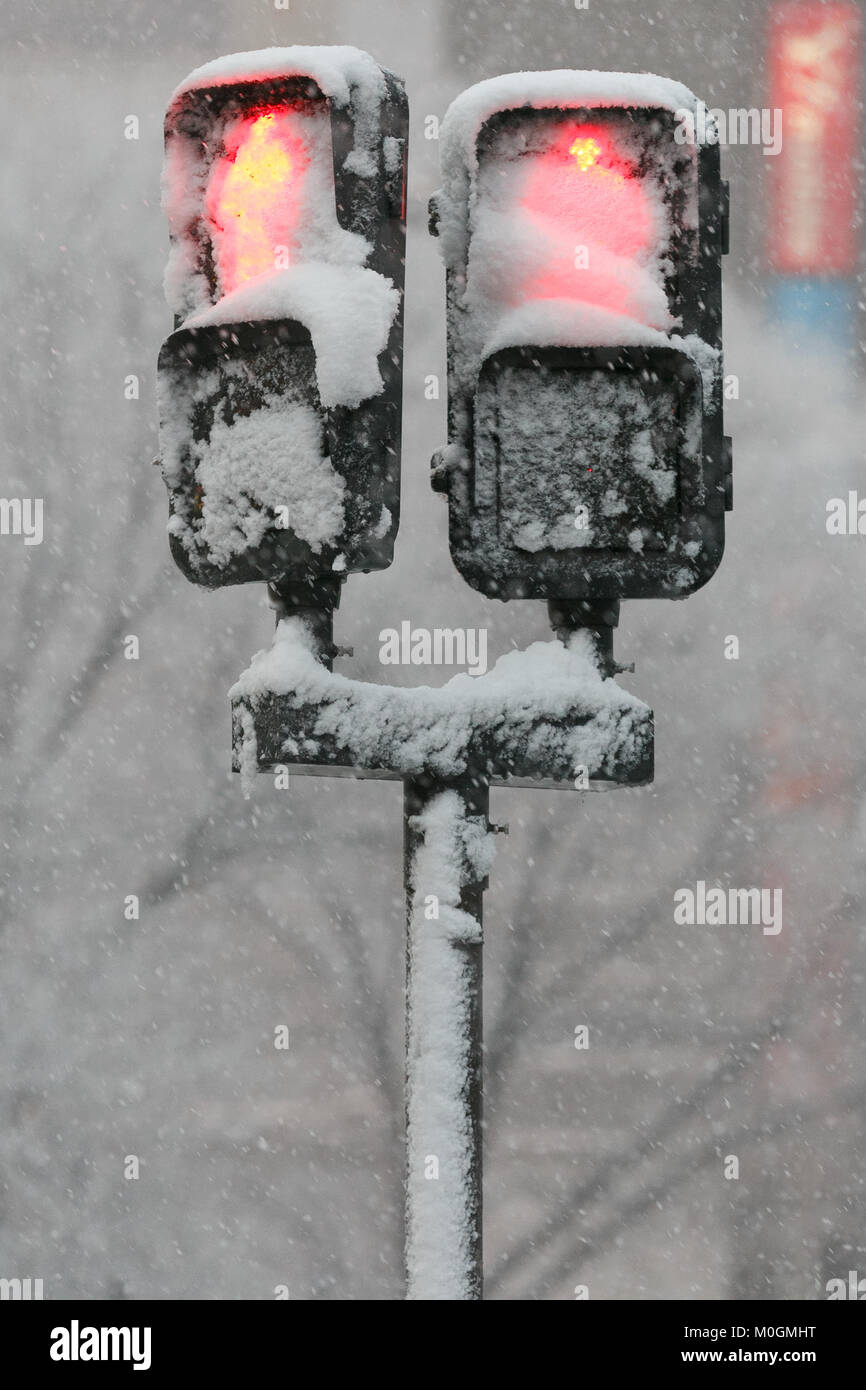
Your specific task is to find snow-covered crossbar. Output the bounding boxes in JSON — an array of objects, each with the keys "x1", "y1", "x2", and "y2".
[{"x1": 229, "y1": 616, "x2": 653, "y2": 791}]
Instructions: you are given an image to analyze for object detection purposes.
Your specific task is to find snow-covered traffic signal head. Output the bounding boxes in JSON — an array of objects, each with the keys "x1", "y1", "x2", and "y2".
[
  {"x1": 157, "y1": 48, "x2": 407, "y2": 588},
  {"x1": 430, "y1": 72, "x2": 731, "y2": 604}
]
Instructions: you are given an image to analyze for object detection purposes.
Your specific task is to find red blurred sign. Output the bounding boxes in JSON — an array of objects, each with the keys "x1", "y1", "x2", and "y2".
[{"x1": 768, "y1": 2, "x2": 861, "y2": 273}]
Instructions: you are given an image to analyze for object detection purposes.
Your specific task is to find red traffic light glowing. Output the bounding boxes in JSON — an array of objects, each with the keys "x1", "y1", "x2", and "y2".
[
  {"x1": 518, "y1": 124, "x2": 658, "y2": 314},
  {"x1": 569, "y1": 135, "x2": 602, "y2": 169},
  {"x1": 206, "y1": 108, "x2": 309, "y2": 294}
]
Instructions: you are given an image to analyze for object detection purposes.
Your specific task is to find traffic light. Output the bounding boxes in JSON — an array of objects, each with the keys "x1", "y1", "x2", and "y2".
[
  {"x1": 429, "y1": 73, "x2": 731, "y2": 607},
  {"x1": 157, "y1": 48, "x2": 408, "y2": 588}
]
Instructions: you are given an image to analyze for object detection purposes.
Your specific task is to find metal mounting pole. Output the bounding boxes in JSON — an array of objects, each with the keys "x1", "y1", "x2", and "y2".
[
  {"x1": 403, "y1": 773, "x2": 489, "y2": 1300},
  {"x1": 547, "y1": 595, "x2": 621, "y2": 676},
  {"x1": 267, "y1": 574, "x2": 345, "y2": 665}
]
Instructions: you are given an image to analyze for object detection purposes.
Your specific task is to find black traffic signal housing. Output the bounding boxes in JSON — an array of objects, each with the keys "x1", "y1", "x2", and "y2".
[
  {"x1": 430, "y1": 74, "x2": 731, "y2": 607},
  {"x1": 157, "y1": 48, "x2": 408, "y2": 589}
]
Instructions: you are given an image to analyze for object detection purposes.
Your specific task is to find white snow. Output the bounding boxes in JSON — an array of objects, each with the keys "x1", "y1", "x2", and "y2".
[
  {"x1": 184, "y1": 264, "x2": 400, "y2": 410},
  {"x1": 170, "y1": 45, "x2": 388, "y2": 112},
  {"x1": 383, "y1": 134, "x2": 403, "y2": 173},
  {"x1": 235, "y1": 706, "x2": 259, "y2": 799},
  {"x1": 482, "y1": 301, "x2": 676, "y2": 359},
  {"x1": 441, "y1": 69, "x2": 698, "y2": 150},
  {"x1": 404, "y1": 790, "x2": 494, "y2": 1300},
  {"x1": 167, "y1": 397, "x2": 345, "y2": 568},
  {"x1": 158, "y1": 361, "x2": 220, "y2": 491},
  {"x1": 674, "y1": 332, "x2": 721, "y2": 414},
  {"x1": 479, "y1": 360, "x2": 686, "y2": 553},
  {"x1": 230, "y1": 616, "x2": 652, "y2": 784}
]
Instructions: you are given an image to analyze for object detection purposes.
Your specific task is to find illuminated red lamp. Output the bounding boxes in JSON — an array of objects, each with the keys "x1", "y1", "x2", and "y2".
[
  {"x1": 206, "y1": 108, "x2": 309, "y2": 294},
  {"x1": 520, "y1": 125, "x2": 656, "y2": 314}
]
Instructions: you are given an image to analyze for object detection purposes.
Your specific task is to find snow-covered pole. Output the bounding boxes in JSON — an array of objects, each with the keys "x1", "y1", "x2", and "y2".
[
  {"x1": 231, "y1": 621, "x2": 654, "y2": 1295},
  {"x1": 403, "y1": 774, "x2": 494, "y2": 1300}
]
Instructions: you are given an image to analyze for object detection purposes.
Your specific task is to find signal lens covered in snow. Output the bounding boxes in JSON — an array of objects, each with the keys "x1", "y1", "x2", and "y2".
[
  {"x1": 475, "y1": 346, "x2": 701, "y2": 565},
  {"x1": 206, "y1": 109, "x2": 309, "y2": 293},
  {"x1": 520, "y1": 124, "x2": 658, "y2": 312},
  {"x1": 162, "y1": 82, "x2": 334, "y2": 313},
  {"x1": 470, "y1": 108, "x2": 691, "y2": 335}
]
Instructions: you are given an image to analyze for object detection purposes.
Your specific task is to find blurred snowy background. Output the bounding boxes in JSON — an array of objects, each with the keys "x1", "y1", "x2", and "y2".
[{"x1": 1, "y1": 0, "x2": 865, "y2": 1299}]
